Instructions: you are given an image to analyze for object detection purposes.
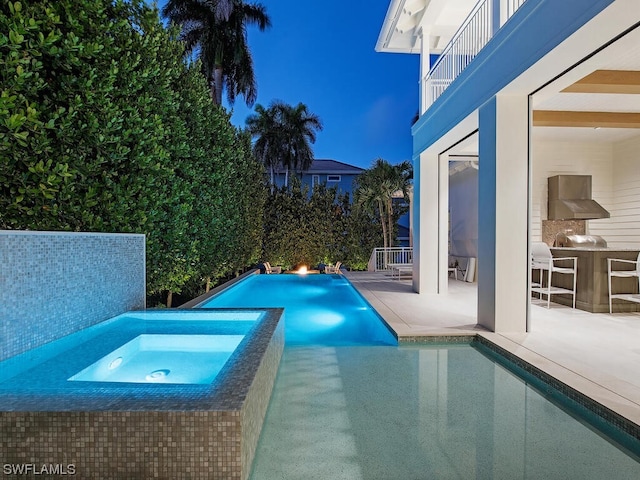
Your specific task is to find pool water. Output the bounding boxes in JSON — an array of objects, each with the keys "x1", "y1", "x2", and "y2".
[
  {"x1": 68, "y1": 334, "x2": 245, "y2": 384},
  {"x1": 249, "y1": 344, "x2": 640, "y2": 479},
  {"x1": 200, "y1": 274, "x2": 397, "y2": 346},
  {"x1": 0, "y1": 310, "x2": 261, "y2": 393}
]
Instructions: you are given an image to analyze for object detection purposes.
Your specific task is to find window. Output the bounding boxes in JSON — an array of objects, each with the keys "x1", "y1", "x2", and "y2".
[
  {"x1": 312, "y1": 175, "x2": 320, "y2": 187},
  {"x1": 327, "y1": 175, "x2": 341, "y2": 182}
]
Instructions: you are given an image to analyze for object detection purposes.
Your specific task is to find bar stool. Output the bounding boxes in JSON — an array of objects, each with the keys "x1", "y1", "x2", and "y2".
[
  {"x1": 607, "y1": 252, "x2": 640, "y2": 313},
  {"x1": 531, "y1": 242, "x2": 577, "y2": 308}
]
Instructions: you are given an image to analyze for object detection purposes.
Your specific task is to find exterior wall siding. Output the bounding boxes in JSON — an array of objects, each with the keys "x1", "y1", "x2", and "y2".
[
  {"x1": 611, "y1": 136, "x2": 640, "y2": 246},
  {"x1": 272, "y1": 173, "x2": 359, "y2": 197},
  {"x1": 531, "y1": 138, "x2": 640, "y2": 248},
  {"x1": 300, "y1": 173, "x2": 356, "y2": 197},
  {"x1": 0, "y1": 231, "x2": 146, "y2": 361},
  {"x1": 531, "y1": 140, "x2": 614, "y2": 241}
]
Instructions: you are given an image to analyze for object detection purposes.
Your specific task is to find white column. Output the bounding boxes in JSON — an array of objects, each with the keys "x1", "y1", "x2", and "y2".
[
  {"x1": 413, "y1": 149, "x2": 439, "y2": 293},
  {"x1": 418, "y1": 26, "x2": 431, "y2": 114},
  {"x1": 438, "y1": 153, "x2": 450, "y2": 293},
  {"x1": 477, "y1": 95, "x2": 529, "y2": 332},
  {"x1": 408, "y1": 185, "x2": 414, "y2": 248}
]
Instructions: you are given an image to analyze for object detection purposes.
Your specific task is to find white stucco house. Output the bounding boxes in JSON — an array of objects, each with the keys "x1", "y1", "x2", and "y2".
[{"x1": 377, "y1": 0, "x2": 640, "y2": 332}]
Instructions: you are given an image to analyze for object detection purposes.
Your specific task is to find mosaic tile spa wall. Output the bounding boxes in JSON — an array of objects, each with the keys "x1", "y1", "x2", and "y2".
[{"x1": 0, "y1": 231, "x2": 145, "y2": 361}]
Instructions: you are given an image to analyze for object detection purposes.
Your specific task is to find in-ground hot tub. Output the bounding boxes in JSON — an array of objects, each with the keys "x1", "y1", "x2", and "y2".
[{"x1": 0, "y1": 309, "x2": 284, "y2": 480}]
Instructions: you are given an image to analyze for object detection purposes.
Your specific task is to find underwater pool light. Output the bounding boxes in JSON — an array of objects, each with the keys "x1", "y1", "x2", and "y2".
[
  {"x1": 108, "y1": 357, "x2": 123, "y2": 369},
  {"x1": 146, "y1": 369, "x2": 170, "y2": 381}
]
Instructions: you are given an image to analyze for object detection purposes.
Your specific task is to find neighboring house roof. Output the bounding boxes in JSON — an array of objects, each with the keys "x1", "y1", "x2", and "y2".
[{"x1": 304, "y1": 159, "x2": 365, "y2": 175}]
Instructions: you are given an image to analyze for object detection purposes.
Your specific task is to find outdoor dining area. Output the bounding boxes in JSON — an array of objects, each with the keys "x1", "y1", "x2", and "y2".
[{"x1": 531, "y1": 239, "x2": 640, "y2": 313}]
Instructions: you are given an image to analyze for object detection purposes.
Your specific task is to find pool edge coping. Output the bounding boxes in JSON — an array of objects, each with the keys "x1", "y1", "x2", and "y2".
[{"x1": 180, "y1": 269, "x2": 260, "y2": 309}]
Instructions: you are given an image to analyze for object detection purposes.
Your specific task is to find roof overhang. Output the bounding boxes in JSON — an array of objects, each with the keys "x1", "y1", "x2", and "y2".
[
  {"x1": 376, "y1": 0, "x2": 479, "y2": 55},
  {"x1": 376, "y1": 0, "x2": 424, "y2": 54}
]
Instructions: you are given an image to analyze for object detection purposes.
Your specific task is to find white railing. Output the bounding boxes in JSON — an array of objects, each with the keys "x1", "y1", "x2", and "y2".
[
  {"x1": 506, "y1": 0, "x2": 527, "y2": 18},
  {"x1": 368, "y1": 247, "x2": 413, "y2": 272},
  {"x1": 421, "y1": 0, "x2": 528, "y2": 112}
]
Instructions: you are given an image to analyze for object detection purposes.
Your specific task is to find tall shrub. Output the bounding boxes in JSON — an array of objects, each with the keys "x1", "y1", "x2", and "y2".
[
  {"x1": 0, "y1": 0, "x2": 266, "y2": 304},
  {"x1": 261, "y1": 180, "x2": 378, "y2": 270}
]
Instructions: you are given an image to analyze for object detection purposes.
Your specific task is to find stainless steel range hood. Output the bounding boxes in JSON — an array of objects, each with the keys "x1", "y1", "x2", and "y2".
[{"x1": 548, "y1": 175, "x2": 610, "y2": 220}]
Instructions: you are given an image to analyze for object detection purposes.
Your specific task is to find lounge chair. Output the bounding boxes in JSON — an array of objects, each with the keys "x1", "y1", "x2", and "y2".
[
  {"x1": 325, "y1": 261, "x2": 342, "y2": 274},
  {"x1": 264, "y1": 262, "x2": 282, "y2": 274},
  {"x1": 388, "y1": 262, "x2": 412, "y2": 280}
]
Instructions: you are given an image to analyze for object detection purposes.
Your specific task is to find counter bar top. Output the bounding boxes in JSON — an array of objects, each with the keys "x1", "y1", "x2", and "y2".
[{"x1": 548, "y1": 247, "x2": 640, "y2": 313}]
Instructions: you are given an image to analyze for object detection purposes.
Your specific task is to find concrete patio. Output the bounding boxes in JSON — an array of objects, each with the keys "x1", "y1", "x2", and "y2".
[{"x1": 346, "y1": 271, "x2": 640, "y2": 428}]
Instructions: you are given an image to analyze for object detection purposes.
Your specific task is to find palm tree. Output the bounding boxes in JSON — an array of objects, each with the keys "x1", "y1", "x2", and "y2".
[
  {"x1": 354, "y1": 158, "x2": 413, "y2": 249},
  {"x1": 246, "y1": 103, "x2": 280, "y2": 188},
  {"x1": 277, "y1": 102, "x2": 323, "y2": 187},
  {"x1": 246, "y1": 101, "x2": 322, "y2": 188},
  {"x1": 163, "y1": 0, "x2": 271, "y2": 106}
]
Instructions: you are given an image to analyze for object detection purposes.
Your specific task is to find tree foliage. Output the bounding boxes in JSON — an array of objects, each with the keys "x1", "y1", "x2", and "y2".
[
  {"x1": 0, "y1": 0, "x2": 265, "y2": 305},
  {"x1": 162, "y1": 0, "x2": 271, "y2": 106},
  {"x1": 246, "y1": 100, "x2": 322, "y2": 187},
  {"x1": 354, "y1": 158, "x2": 412, "y2": 249},
  {"x1": 261, "y1": 179, "x2": 379, "y2": 271}
]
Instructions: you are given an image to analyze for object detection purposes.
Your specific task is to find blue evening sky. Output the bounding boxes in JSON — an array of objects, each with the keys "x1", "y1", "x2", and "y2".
[{"x1": 154, "y1": 0, "x2": 419, "y2": 169}]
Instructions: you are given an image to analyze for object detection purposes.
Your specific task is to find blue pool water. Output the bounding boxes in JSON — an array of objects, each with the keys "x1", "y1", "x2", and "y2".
[
  {"x1": 199, "y1": 274, "x2": 397, "y2": 346},
  {"x1": 0, "y1": 310, "x2": 262, "y2": 392},
  {"x1": 68, "y1": 334, "x2": 245, "y2": 384},
  {"x1": 249, "y1": 344, "x2": 640, "y2": 479}
]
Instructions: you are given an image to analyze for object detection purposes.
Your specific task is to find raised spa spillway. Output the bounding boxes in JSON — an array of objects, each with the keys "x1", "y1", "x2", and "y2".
[{"x1": 0, "y1": 308, "x2": 284, "y2": 480}]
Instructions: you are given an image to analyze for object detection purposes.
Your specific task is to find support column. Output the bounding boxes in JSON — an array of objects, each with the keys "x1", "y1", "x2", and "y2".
[
  {"x1": 413, "y1": 149, "x2": 439, "y2": 294},
  {"x1": 408, "y1": 185, "x2": 414, "y2": 248},
  {"x1": 418, "y1": 26, "x2": 432, "y2": 114},
  {"x1": 438, "y1": 152, "x2": 450, "y2": 293},
  {"x1": 478, "y1": 95, "x2": 529, "y2": 332}
]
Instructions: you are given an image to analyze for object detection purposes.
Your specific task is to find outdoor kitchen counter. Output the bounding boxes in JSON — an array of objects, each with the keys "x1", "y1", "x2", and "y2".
[{"x1": 549, "y1": 247, "x2": 640, "y2": 313}]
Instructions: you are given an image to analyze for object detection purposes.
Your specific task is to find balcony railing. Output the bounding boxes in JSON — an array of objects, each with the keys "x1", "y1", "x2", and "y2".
[{"x1": 421, "y1": 0, "x2": 528, "y2": 113}]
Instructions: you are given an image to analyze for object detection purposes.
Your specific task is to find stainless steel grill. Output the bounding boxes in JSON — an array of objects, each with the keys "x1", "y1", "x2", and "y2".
[{"x1": 554, "y1": 233, "x2": 607, "y2": 248}]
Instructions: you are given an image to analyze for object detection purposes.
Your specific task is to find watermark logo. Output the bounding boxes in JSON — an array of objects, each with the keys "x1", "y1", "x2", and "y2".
[{"x1": 3, "y1": 464, "x2": 76, "y2": 476}]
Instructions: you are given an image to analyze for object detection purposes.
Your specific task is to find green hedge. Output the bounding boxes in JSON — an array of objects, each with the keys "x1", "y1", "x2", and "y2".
[
  {"x1": 262, "y1": 180, "x2": 380, "y2": 271},
  {"x1": 0, "y1": 0, "x2": 265, "y2": 302}
]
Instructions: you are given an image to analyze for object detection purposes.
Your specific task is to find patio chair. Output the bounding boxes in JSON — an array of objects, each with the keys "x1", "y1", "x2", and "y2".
[
  {"x1": 325, "y1": 261, "x2": 342, "y2": 274},
  {"x1": 607, "y1": 252, "x2": 640, "y2": 313},
  {"x1": 264, "y1": 262, "x2": 282, "y2": 274},
  {"x1": 530, "y1": 242, "x2": 577, "y2": 308}
]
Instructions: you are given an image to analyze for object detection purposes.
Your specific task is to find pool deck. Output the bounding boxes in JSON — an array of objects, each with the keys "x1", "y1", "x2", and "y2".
[{"x1": 346, "y1": 271, "x2": 640, "y2": 429}]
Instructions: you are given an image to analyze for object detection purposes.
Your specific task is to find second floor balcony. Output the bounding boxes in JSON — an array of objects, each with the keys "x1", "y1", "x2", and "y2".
[{"x1": 377, "y1": 0, "x2": 528, "y2": 115}]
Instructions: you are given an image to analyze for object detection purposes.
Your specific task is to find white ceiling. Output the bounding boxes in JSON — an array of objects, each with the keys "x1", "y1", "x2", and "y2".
[
  {"x1": 531, "y1": 25, "x2": 640, "y2": 144},
  {"x1": 531, "y1": 126, "x2": 639, "y2": 143}
]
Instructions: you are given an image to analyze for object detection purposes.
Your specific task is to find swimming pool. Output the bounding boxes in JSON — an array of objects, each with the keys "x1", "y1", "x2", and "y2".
[
  {"x1": 250, "y1": 343, "x2": 640, "y2": 479},
  {"x1": 198, "y1": 273, "x2": 397, "y2": 346}
]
